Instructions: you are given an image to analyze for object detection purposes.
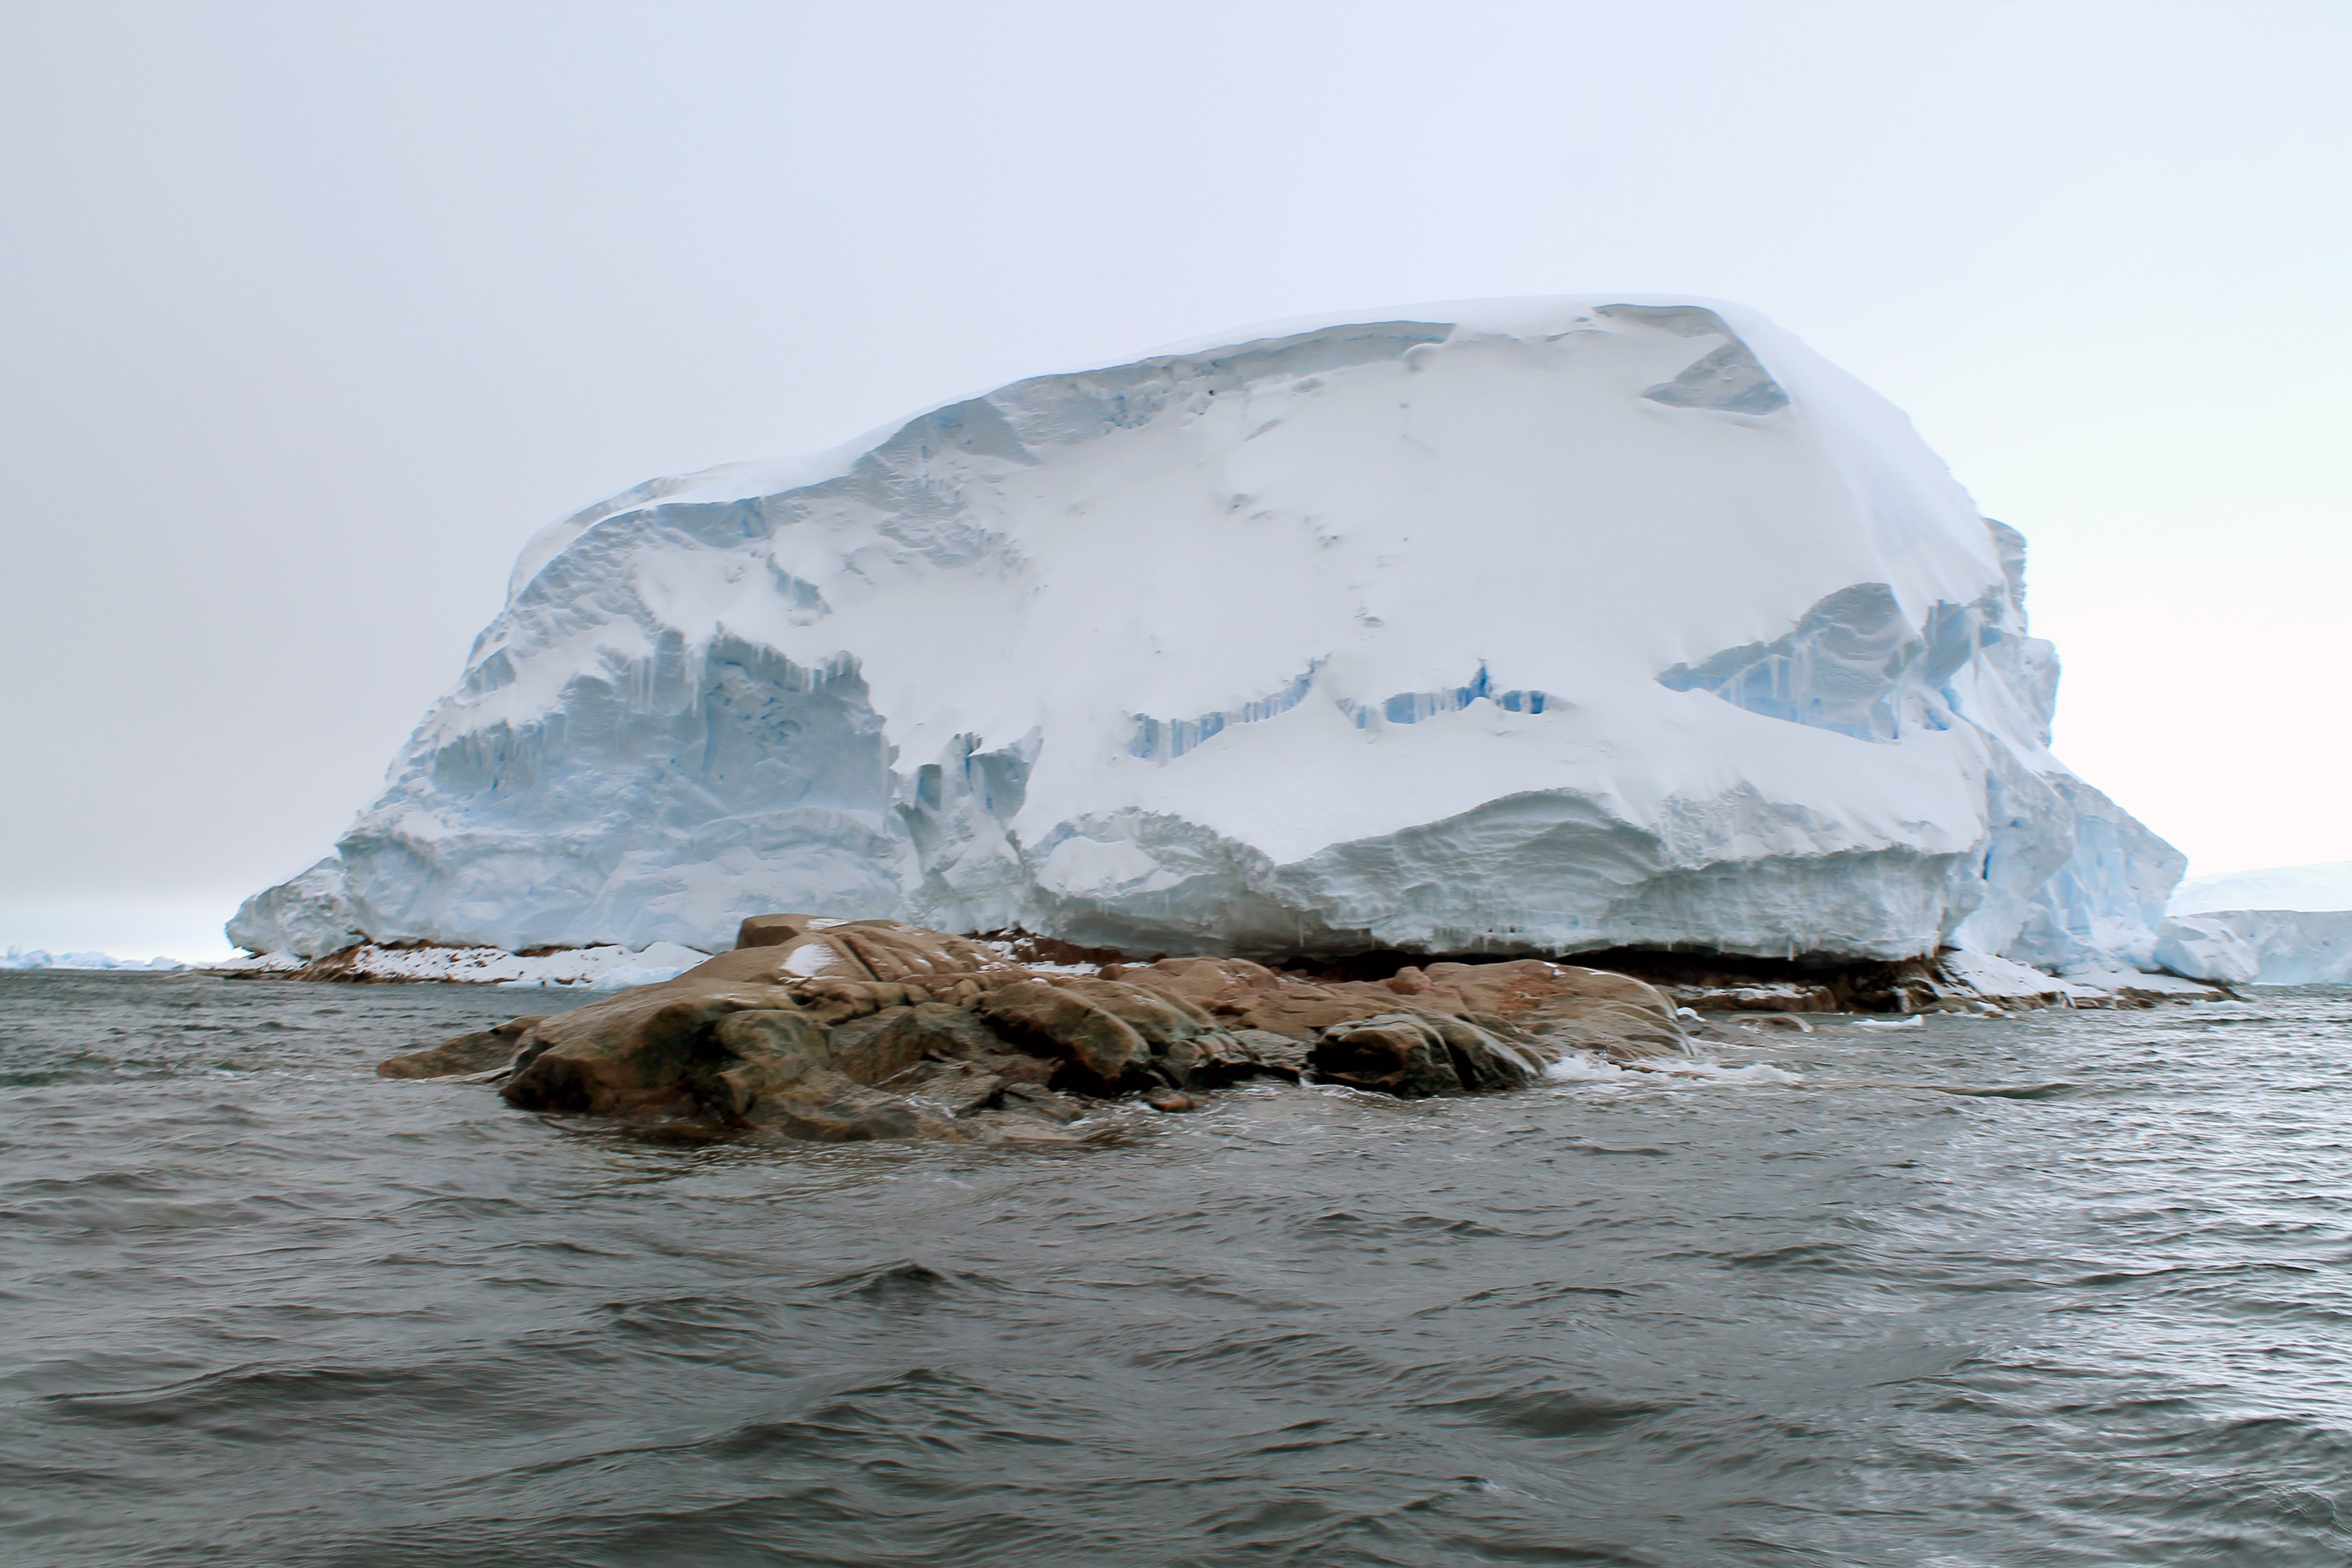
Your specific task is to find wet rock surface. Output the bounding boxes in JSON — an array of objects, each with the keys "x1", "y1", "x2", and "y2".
[
  {"x1": 376, "y1": 1015, "x2": 544, "y2": 1079},
  {"x1": 386, "y1": 916, "x2": 1697, "y2": 1143}
]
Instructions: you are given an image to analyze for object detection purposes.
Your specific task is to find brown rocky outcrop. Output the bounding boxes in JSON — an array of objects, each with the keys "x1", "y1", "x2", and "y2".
[
  {"x1": 377, "y1": 1015, "x2": 545, "y2": 1079},
  {"x1": 1309, "y1": 1012, "x2": 1548, "y2": 1097},
  {"x1": 502, "y1": 979, "x2": 808, "y2": 1118},
  {"x1": 1670, "y1": 982, "x2": 1839, "y2": 1013},
  {"x1": 1107, "y1": 955, "x2": 1685, "y2": 1060},
  {"x1": 379, "y1": 914, "x2": 1694, "y2": 1144}
]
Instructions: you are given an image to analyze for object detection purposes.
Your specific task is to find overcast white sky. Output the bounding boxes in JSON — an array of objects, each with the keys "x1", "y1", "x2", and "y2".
[{"x1": 3, "y1": 0, "x2": 2346, "y2": 959}]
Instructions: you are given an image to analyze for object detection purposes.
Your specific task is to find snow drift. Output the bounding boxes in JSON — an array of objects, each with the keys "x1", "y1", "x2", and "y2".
[{"x1": 231, "y1": 297, "x2": 2182, "y2": 967}]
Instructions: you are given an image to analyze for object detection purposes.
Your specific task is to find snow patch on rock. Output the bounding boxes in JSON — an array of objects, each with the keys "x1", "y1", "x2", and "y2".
[
  {"x1": 2057, "y1": 967, "x2": 2233, "y2": 1003},
  {"x1": 216, "y1": 941, "x2": 709, "y2": 988}
]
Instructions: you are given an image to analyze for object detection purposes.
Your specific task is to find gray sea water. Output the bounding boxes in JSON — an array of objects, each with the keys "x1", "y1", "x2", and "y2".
[{"x1": 3, "y1": 970, "x2": 2349, "y2": 1567}]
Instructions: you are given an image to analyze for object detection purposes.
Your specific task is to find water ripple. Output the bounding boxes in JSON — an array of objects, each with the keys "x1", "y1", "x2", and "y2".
[{"x1": 3, "y1": 971, "x2": 2351, "y2": 1565}]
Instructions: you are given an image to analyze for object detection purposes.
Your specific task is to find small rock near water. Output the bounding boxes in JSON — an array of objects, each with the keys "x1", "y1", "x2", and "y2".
[{"x1": 377, "y1": 1016, "x2": 544, "y2": 1080}]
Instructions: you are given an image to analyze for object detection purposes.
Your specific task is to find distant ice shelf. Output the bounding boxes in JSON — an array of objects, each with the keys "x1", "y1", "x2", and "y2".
[
  {"x1": 3, "y1": 948, "x2": 183, "y2": 972},
  {"x1": 2154, "y1": 860, "x2": 2352, "y2": 984},
  {"x1": 2170, "y1": 861, "x2": 2352, "y2": 917},
  {"x1": 231, "y1": 295, "x2": 2185, "y2": 970}
]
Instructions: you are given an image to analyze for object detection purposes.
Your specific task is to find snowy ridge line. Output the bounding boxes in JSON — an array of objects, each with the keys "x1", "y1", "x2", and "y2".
[
  {"x1": 2169, "y1": 859, "x2": 2352, "y2": 916},
  {"x1": 230, "y1": 294, "x2": 2185, "y2": 971},
  {"x1": 3, "y1": 946, "x2": 185, "y2": 972}
]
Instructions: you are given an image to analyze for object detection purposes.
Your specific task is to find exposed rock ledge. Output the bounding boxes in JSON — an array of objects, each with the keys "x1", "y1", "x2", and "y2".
[
  {"x1": 376, "y1": 916, "x2": 2230, "y2": 1145},
  {"x1": 380, "y1": 914, "x2": 1690, "y2": 1144},
  {"x1": 1609, "y1": 948, "x2": 2231, "y2": 1015}
]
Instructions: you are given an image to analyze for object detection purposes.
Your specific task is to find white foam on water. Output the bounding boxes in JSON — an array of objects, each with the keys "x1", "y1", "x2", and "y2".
[{"x1": 1544, "y1": 1052, "x2": 1803, "y2": 1088}]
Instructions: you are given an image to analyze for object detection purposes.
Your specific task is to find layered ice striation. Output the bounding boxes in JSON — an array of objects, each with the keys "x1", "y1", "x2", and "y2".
[{"x1": 231, "y1": 296, "x2": 2182, "y2": 967}]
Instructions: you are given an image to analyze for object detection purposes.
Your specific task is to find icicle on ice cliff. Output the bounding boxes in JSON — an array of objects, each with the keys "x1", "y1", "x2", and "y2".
[{"x1": 231, "y1": 297, "x2": 2182, "y2": 969}]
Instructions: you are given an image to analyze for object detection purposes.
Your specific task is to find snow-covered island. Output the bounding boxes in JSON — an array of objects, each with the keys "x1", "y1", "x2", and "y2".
[{"x1": 230, "y1": 296, "x2": 2209, "y2": 996}]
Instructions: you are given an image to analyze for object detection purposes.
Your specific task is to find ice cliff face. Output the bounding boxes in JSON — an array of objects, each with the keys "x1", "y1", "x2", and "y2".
[{"x1": 231, "y1": 296, "x2": 2183, "y2": 966}]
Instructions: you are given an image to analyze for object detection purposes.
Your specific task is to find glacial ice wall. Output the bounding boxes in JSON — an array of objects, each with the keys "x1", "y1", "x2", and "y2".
[
  {"x1": 2154, "y1": 861, "x2": 2352, "y2": 984},
  {"x1": 232, "y1": 296, "x2": 2183, "y2": 965},
  {"x1": 2155, "y1": 911, "x2": 2352, "y2": 986}
]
